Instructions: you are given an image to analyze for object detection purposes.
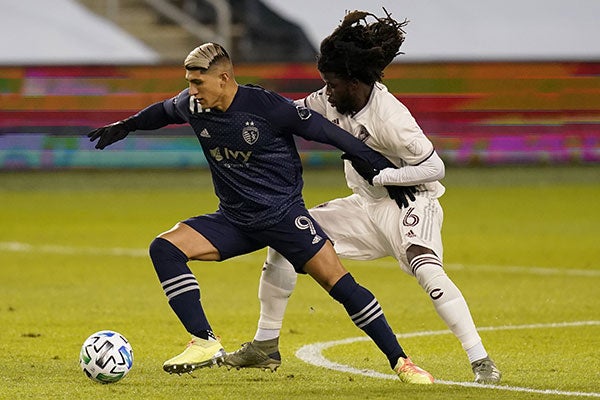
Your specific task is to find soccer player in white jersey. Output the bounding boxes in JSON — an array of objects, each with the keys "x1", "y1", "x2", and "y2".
[{"x1": 224, "y1": 10, "x2": 501, "y2": 384}]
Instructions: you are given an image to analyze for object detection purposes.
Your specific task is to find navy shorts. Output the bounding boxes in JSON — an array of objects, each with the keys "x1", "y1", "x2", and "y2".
[{"x1": 182, "y1": 202, "x2": 329, "y2": 273}]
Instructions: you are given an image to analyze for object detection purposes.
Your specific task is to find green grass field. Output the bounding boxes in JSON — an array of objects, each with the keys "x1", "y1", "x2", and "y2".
[{"x1": 1, "y1": 166, "x2": 599, "y2": 399}]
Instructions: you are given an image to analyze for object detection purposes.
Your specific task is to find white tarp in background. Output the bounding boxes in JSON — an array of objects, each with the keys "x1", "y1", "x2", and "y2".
[
  {"x1": 1, "y1": 0, "x2": 599, "y2": 64},
  {"x1": 0, "y1": 0, "x2": 159, "y2": 65},
  {"x1": 263, "y1": 0, "x2": 600, "y2": 61}
]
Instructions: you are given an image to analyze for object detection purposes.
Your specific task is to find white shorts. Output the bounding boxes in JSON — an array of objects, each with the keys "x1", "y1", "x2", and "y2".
[{"x1": 309, "y1": 193, "x2": 444, "y2": 275}]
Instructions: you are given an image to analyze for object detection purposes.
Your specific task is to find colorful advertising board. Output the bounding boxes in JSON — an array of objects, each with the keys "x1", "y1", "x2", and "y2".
[{"x1": 1, "y1": 63, "x2": 598, "y2": 168}]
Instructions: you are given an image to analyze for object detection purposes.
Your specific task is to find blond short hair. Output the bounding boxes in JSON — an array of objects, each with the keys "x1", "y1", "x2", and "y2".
[{"x1": 184, "y1": 43, "x2": 230, "y2": 70}]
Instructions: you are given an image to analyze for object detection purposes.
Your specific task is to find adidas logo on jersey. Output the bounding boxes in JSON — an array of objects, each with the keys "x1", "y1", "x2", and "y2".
[
  {"x1": 312, "y1": 235, "x2": 323, "y2": 244},
  {"x1": 200, "y1": 128, "x2": 211, "y2": 138}
]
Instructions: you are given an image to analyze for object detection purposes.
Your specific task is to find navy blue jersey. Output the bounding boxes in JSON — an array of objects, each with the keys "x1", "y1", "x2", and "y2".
[{"x1": 128, "y1": 84, "x2": 393, "y2": 230}]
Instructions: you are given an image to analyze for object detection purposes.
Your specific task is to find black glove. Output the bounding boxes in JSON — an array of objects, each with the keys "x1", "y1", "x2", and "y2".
[
  {"x1": 341, "y1": 153, "x2": 379, "y2": 185},
  {"x1": 341, "y1": 153, "x2": 417, "y2": 208},
  {"x1": 386, "y1": 185, "x2": 417, "y2": 209},
  {"x1": 87, "y1": 121, "x2": 131, "y2": 150}
]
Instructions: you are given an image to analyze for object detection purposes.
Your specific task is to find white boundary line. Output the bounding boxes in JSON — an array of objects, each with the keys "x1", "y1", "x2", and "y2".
[
  {"x1": 296, "y1": 321, "x2": 600, "y2": 397},
  {"x1": 2, "y1": 241, "x2": 599, "y2": 394},
  {"x1": 0, "y1": 241, "x2": 147, "y2": 257},
  {"x1": 445, "y1": 263, "x2": 600, "y2": 278},
  {"x1": 1, "y1": 241, "x2": 599, "y2": 277}
]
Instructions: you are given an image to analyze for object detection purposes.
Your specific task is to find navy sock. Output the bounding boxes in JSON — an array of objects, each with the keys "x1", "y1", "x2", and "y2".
[
  {"x1": 149, "y1": 237, "x2": 212, "y2": 338},
  {"x1": 329, "y1": 273, "x2": 406, "y2": 368}
]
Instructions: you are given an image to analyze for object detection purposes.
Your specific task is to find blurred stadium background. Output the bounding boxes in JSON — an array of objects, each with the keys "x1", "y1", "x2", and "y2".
[
  {"x1": 1, "y1": 0, "x2": 599, "y2": 169},
  {"x1": 1, "y1": 3, "x2": 599, "y2": 398}
]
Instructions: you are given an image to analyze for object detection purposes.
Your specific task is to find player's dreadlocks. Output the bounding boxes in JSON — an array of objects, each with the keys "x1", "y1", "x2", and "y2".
[{"x1": 317, "y1": 9, "x2": 408, "y2": 85}]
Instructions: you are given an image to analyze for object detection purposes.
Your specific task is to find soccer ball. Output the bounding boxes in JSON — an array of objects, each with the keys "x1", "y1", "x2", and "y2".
[{"x1": 80, "y1": 330, "x2": 133, "y2": 384}]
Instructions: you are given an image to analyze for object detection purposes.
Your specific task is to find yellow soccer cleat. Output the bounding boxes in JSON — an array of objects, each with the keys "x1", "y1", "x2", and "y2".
[
  {"x1": 163, "y1": 336, "x2": 226, "y2": 374},
  {"x1": 394, "y1": 357, "x2": 434, "y2": 384}
]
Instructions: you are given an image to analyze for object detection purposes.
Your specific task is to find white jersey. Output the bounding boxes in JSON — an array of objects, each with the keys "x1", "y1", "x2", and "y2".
[{"x1": 298, "y1": 82, "x2": 445, "y2": 200}]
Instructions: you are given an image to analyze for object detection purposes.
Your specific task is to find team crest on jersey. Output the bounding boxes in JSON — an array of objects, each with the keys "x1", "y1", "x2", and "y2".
[
  {"x1": 357, "y1": 125, "x2": 371, "y2": 142},
  {"x1": 242, "y1": 121, "x2": 259, "y2": 145},
  {"x1": 296, "y1": 105, "x2": 312, "y2": 120}
]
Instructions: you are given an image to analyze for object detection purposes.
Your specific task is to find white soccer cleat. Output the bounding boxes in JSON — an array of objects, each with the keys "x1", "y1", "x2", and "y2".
[{"x1": 471, "y1": 356, "x2": 501, "y2": 384}]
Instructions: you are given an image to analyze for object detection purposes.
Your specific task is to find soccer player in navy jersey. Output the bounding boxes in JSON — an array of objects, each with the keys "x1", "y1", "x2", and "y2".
[{"x1": 87, "y1": 42, "x2": 433, "y2": 383}]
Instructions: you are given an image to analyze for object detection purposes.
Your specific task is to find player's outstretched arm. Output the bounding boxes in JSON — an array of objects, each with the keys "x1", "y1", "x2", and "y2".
[
  {"x1": 87, "y1": 101, "x2": 177, "y2": 149},
  {"x1": 87, "y1": 121, "x2": 132, "y2": 149}
]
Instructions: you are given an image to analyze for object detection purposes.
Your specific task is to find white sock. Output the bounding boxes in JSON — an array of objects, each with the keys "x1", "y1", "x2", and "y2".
[
  {"x1": 254, "y1": 248, "x2": 297, "y2": 340},
  {"x1": 254, "y1": 328, "x2": 280, "y2": 341},
  {"x1": 411, "y1": 254, "x2": 487, "y2": 363},
  {"x1": 465, "y1": 342, "x2": 488, "y2": 363}
]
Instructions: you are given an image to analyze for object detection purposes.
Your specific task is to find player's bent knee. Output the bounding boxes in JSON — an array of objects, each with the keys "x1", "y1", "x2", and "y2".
[
  {"x1": 414, "y1": 263, "x2": 461, "y2": 302},
  {"x1": 262, "y1": 255, "x2": 297, "y2": 291},
  {"x1": 149, "y1": 237, "x2": 189, "y2": 266},
  {"x1": 406, "y1": 244, "x2": 437, "y2": 261},
  {"x1": 262, "y1": 265, "x2": 297, "y2": 289}
]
